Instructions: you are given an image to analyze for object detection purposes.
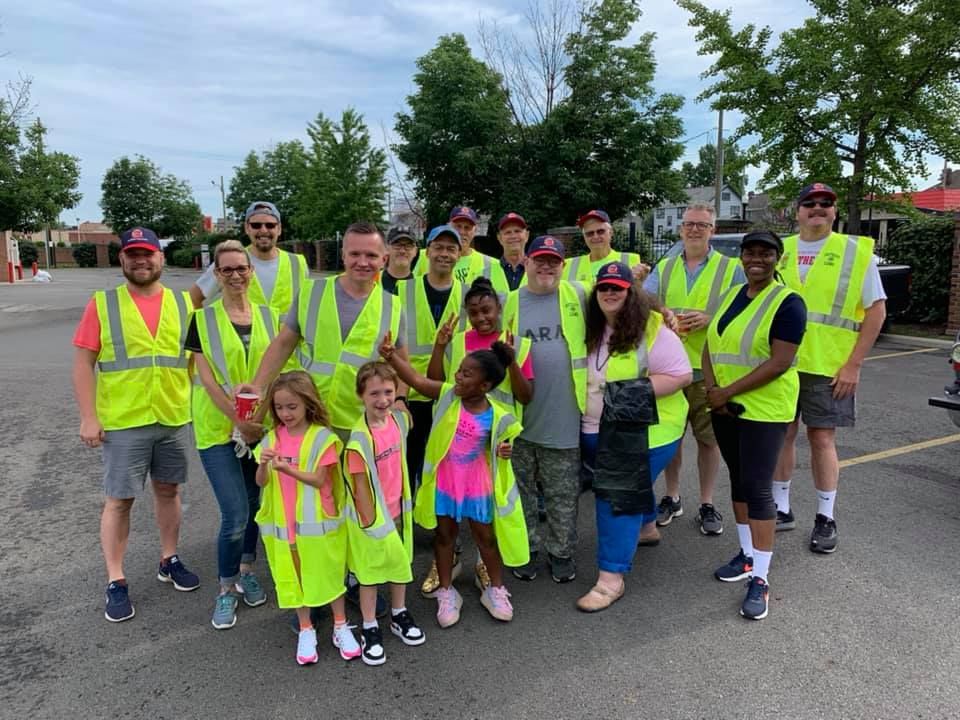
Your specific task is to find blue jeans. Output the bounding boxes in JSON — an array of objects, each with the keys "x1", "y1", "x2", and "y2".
[
  {"x1": 198, "y1": 443, "x2": 261, "y2": 585},
  {"x1": 582, "y1": 433, "x2": 680, "y2": 574}
]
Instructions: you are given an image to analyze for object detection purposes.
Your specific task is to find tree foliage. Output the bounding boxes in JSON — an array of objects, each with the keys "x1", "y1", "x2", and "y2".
[
  {"x1": 678, "y1": 0, "x2": 960, "y2": 234},
  {"x1": 226, "y1": 141, "x2": 308, "y2": 233},
  {"x1": 885, "y1": 214, "x2": 954, "y2": 323},
  {"x1": 100, "y1": 156, "x2": 202, "y2": 238},
  {"x1": 681, "y1": 140, "x2": 748, "y2": 195}
]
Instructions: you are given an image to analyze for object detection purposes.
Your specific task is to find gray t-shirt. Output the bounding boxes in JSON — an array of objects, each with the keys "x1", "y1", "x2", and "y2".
[
  {"x1": 515, "y1": 287, "x2": 581, "y2": 449},
  {"x1": 284, "y1": 278, "x2": 405, "y2": 347},
  {"x1": 196, "y1": 253, "x2": 280, "y2": 302}
]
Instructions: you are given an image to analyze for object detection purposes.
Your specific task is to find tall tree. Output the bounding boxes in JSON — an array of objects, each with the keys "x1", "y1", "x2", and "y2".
[
  {"x1": 681, "y1": 140, "x2": 748, "y2": 195},
  {"x1": 100, "y1": 156, "x2": 202, "y2": 238},
  {"x1": 678, "y1": 0, "x2": 960, "y2": 234},
  {"x1": 226, "y1": 141, "x2": 308, "y2": 234}
]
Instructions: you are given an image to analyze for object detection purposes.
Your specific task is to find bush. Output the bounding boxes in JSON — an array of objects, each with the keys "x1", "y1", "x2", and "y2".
[
  {"x1": 72, "y1": 243, "x2": 98, "y2": 268},
  {"x1": 171, "y1": 247, "x2": 198, "y2": 268},
  {"x1": 108, "y1": 242, "x2": 121, "y2": 266},
  {"x1": 18, "y1": 240, "x2": 38, "y2": 266},
  {"x1": 885, "y1": 215, "x2": 954, "y2": 323}
]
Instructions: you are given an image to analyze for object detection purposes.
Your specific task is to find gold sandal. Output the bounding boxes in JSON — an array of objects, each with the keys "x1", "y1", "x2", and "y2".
[{"x1": 576, "y1": 580, "x2": 625, "y2": 613}]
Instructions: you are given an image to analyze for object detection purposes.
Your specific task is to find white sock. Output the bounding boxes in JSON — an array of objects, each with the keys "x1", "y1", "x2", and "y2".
[
  {"x1": 362, "y1": 619, "x2": 378, "y2": 630},
  {"x1": 817, "y1": 490, "x2": 837, "y2": 519},
  {"x1": 391, "y1": 606, "x2": 406, "y2": 617},
  {"x1": 736, "y1": 523, "x2": 754, "y2": 559},
  {"x1": 476, "y1": 551, "x2": 483, "y2": 566},
  {"x1": 752, "y1": 549, "x2": 772, "y2": 583},
  {"x1": 773, "y1": 481, "x2": 791, "y2": 514}
]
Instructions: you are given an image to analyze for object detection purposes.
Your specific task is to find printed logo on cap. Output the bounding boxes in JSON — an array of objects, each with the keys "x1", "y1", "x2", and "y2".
[
  {"x1": 606, "y1": 263, "x2": 619, "y2": 275},
  {"x1": 131, "y1": 228, "x2": 143, "y2": 239},
  {"x1": 544, "y1": 237, "x2": 556, "y2": 247},
  {"x1": 812, "y1": 183, "x2": 829, "y2": 192}
]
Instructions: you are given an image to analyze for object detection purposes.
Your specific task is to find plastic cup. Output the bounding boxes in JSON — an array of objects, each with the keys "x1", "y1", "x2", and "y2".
[{"x1": 235, "y1": 393, "x2": 259, "y2": 421}]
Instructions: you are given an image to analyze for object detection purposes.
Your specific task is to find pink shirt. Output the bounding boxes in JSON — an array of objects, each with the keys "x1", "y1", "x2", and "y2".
[
  {"x1": 275, "y1": 425, "x2": 339, "y2": 544},
  {"x1": 436, "y1": 405, "x2": 494, "y2": 502},
  {"x1": 346, "y1": 417, "x2": 404, "y2": 519},
  {"x1": 582, "y1": 325, "x2": 691, "y2": 434},
  {"x1": 73, "y1": 289, "x2": 165, "y2": 351},
  {"x1": 463, "y1": 329, "x2": 534, "y2": 379}
]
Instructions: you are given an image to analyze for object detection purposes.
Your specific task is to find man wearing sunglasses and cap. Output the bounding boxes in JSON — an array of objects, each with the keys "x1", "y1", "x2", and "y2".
[
  {"x1": 190, "y1": 201, "x2": 309, "y2": 315},
  {"x1": 563, "y1": 209, "x2": 644, "y2": 286},
  {"x1": 773, "y1": 183, "x2": 886, "y2": 554}
]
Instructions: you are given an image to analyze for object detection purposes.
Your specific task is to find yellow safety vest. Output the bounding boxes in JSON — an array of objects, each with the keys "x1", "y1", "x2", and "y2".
[
  {"x1": 778, "y1": 233, "x2": 873, "y2": 377},
  {"x1": 296, "y1": 278, "x2": 402, "y2": 430},
  {"x1": 398, "y1": 276, "x2": 467, "y2": 401},
  {"x1": 604, "y1": 311, "x2": 690, "y2": 447},
  {"x1": 503, "y1": 281, "x2": 589, "y2": 414},
  {"x1": 247, "y1": 249, "x2": 308, "y2": 315},
  {"x1": 706, "y1": 283, "x2": 800, "y2": 423},
  {"x1": 191, "y1": 301, "x2": 285, "y2": 449},
  {"x1": 343, "y1": 411, "x2": 414, "y2": 585},
  {"x1": 94, "y1": 286, "x2": 191, "y2": 431},
  {"x1": 657, "y1": 250, "x2": 739, "y2": 370},
  {"x1": 415, "y1": 386, "x2": 529, "y2": 567},
  {"x1": 254, "y1": 425, "x2": 346, "y2": 609},
  {"x1": 445, "y1": 329, "x2": 532, "y2": 419},
  {"x1": 563, "y1": 250, "x2": 642, "y2": 286},
  {"x1": 416, "y1": 250, "x2": 510, "y2": 296}
]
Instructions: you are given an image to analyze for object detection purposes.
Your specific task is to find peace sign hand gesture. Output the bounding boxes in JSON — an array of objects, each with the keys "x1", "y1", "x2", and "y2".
[
  {"x1": 379, "y1": 331, "x2": 397, "y2": 362},
  {"x1": 435, "y1": 313, "x2": 459, "y2": 347}
]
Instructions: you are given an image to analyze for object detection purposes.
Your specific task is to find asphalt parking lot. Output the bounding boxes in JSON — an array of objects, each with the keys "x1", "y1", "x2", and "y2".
[{"x1": 2, "y1": 268, "x2": 958, "y2": 720}]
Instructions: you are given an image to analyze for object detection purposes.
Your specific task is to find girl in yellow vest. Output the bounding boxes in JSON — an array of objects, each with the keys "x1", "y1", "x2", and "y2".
[
  {"x1": 254, "y1": 371, "x2": 361, "y2": 665},
  {"x1": 379, "y1": 332, "x2": 527, "y2": 628},
  {"x1": 344, "y1": 361, "x2": 425, "y2": 666}
]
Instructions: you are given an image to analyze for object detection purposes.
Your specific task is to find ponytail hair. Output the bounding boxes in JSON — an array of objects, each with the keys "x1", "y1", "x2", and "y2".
[{"x1": 468, "y1": 341, "x2": 512, "y2": 389}]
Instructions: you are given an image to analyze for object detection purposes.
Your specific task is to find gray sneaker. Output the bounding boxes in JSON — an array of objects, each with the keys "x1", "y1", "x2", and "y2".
[
  {"x1": 511, "y1": 552, "x2": 539, "y2": 581},
  {"x1": 212, "y1": 592, "x2": 238, "y2": 630},
  {"x1": 656, "y1": 496, "x2": 683, "y2": 527},
  {"x1": 696, "y1": 504, "x2": 724, "y2": 536},
  {"x1": 236, "y1": 572, "x2": 267, "y2": 607}
]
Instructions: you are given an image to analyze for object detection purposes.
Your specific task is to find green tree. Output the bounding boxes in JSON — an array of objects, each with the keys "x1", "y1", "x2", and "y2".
[
  {"x1": 226, "y1": 141, "x2": 308, "y2": 234},
  {"x1": 678, "y1": 0, "x2": 960, "y2": 234},
  {"x1": 297, "y1": 108, "x2": 388, "y2": 239},
  {"x1": 100, "y1": 156, "x2": 202, "y2": 238},
  {"x1": 680, "y1": 140, "x2": 748, "y2": 195}
]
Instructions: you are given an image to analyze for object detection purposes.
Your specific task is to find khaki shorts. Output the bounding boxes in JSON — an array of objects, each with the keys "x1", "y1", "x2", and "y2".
[
  {"x1": 102, "y1": 423, "x2": 190, "y2": 499},
  {"x1": 684, "y1": 380, "x2": 716, "y2": 444},
  {"x1": 796, "y1": 372, "x2": 856, "y2": 428}
]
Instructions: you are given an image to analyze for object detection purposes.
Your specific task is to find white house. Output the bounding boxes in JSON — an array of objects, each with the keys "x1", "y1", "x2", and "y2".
[{"x1": 652, "y1": 185, "x2": 744, "y2": 241}]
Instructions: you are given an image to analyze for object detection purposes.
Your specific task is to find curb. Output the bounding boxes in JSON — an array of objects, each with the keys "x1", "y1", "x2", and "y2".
[{"x1": 878, "y1": 332, "x2": 954, "y2": 349}]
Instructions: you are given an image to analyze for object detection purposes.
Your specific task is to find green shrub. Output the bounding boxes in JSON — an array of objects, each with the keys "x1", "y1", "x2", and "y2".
[
  {"x1": 72, "y1": 243, "x2": 98, "y2": 268},
  {"x1": 171, "y1": 247, "x2": 197, "y2": 268},
  {"x1": 18, "y1": 240, "x2": 38, "y2": 266},
  {"x1": 108, "y1": 242, "x2": 121, "y2": 266},
  {"x1": 885, "y1": 215, "x2": 954, "y2": 323}
]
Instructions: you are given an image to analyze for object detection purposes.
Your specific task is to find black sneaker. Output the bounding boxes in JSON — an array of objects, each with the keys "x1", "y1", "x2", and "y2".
[
  {"x1": 776, "y1": 509, "x2": 796, "y2": 532},
  {"x1": 288, "y1": 607, "x2": 327, "y2": 635},
  {"x1": 548, "y1": 553, "x2": 576, "y2": 583},
  {"x1": 360, "y1": 625, "x2": 386, "y2": 666},
  {"x1": 696, "y1": 504, "x2": 724, "y2": 535},
  {"x1": 390, "y1": 610, "x2": 426, "y2": 646},
  {"x1": 104, "y1": 581, "x2": 135, "y2": 623},
  {"x1": 346, "y1": 582, "x2": 389, "y2": 618},
  {"x1": 740, "y1": 577, "x2": 769, "y2": 620},
  {"x1": 156, "y1": 555, "x2": 199, "y2": 592},
  {"x1": 714, "y1": 549, "x2": 754, "y2": 583},
  {"x1": 656, "y1": 496, "x2": 683, "y2": 527},
  {"x1": 809, "y1": 513, "x2": 838, "y2": 554},
  {"x1": 511, "y1": 552, "x2": 538, "y2": 581}
]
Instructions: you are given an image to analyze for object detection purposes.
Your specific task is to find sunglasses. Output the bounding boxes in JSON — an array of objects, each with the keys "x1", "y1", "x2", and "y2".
[
  {"x1": 217, "y1": 265, "x2": 251, "y2": 276},
  {"x1": 597, "y1": 283, "x2": 627, "y2": 293},
  {"x1": 248, "y1": 221, "x2": 278, "y2": 230},
  {"x1": 799, "y1": 199, "x2": 835, "y2": 209}
]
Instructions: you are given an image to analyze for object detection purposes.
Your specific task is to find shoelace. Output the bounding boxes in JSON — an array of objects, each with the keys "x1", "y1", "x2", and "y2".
[
  {"x1": 702, "y1": 505, "x2": 722, "y2": 522},
  {"x1": 437, "y1": 590, "x2": 457, "y2": 613},
  {"x1": 489, "y1": 586, "x2": 512, "y2": 607},
  {"x1": 216, "y1": 594, "x2": 235, "y2": 612},
  {"x1": 240, "y1": 574, "x2": 262, "y2": 594}
]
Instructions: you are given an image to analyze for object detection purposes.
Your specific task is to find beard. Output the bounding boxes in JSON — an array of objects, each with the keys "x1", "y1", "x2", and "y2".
[{"x1": 123, "y1": 265, "x2": 163, "y2": 287}]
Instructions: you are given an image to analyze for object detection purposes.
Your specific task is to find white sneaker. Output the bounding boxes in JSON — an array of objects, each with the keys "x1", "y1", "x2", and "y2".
[
  {"x1": 331, "y1": 623, "x2": 361, "y2": 661},
  {"x1": 296, "y1": 628, "x2": 318, "y2": 665},
  {"x1": 436, "y1": 587, "x2": 463, "y2": 628}
]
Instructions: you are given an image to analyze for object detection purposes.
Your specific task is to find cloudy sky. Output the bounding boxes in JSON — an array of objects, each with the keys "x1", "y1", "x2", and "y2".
[{"x1": 6, "y1": 0, "x2": 933, "y2": 225}]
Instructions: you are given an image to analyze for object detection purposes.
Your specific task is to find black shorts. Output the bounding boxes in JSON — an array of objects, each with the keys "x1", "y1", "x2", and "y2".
[{"x1": 796, "y1": 372, "x2": 856, "y2": 428}]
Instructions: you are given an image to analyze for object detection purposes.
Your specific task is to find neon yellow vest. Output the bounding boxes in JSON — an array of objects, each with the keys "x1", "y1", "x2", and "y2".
[
  {"x1": 503, "y1": 281, "x2": 588, "y2": 414},
  {"x1": 296, "y1": 278, "x2": 403, "y2": 430},
  {"x1": 563, "y1": 250, "x2": 642, "y2": 286},
  {"x1": 657, "y1": 250, "x2": 739, "y2": 369},
  {"x1": 417, "y1": 249, "x2": 510, "y2": 296},
  {"x1": 94, "y1": 286, "x2": 191, "y2": 431},
  {"x1": 706, "y1": 283, "x2": 800, "y2": 423},
  {"x1": 778, "y1": 233, "x2": 872, "y2": 377},
  {"x1": 445, "y1": 329, "x2": 532, "y2": 418},
  {"x1": 247, "y1": 249, "x2": 307, "y2": 315},
  {"x1": 605, "y1": 311, "x2": 689, "y2": 447},
  {"x1": 254, "y1": 425, "x2": 346, "y2": 609},
  {"x1": 343, "y1": 411, "x2": 414, "y2": 585},
  {"x1": 414, "y1": 386, "x2": 529, "y2": 567}
]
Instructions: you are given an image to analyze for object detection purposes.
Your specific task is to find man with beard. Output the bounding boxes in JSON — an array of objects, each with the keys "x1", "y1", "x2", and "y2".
[
  {"x1": 190, "y1": 201, "x2": 308, "y2": 314},
  {"x1": 73, "y1": 228, "x2": 198, "y2": 623}
]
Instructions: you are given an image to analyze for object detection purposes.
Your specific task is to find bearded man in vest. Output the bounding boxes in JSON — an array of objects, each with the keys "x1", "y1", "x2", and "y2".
[
  {"x1": 642, "y1": 203, "x2": 745, "y2": 538},
  {"x1": 773, "y1": 183, "x2": 886, "y2": 553},
  {"x1": 73, "y1": 227, "x2": 199, "y2": 623},
  {"x1": 190, "y1": 201, "x2": 308, "y2": 315}
]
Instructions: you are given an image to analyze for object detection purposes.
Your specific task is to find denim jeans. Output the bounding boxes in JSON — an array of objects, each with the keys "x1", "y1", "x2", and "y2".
[{"x1": 198, "y1": 442, "x2": 260, "y2": 585}]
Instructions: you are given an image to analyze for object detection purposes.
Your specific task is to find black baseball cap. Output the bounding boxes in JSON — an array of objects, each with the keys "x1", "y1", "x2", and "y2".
[
  {"x1": 387, "y1": 226, "x2": 417, "y2": 245},
  {"x1": 527, "y1": 235, "x2": 565, "y2": 260},
  {"x1": 740, "y1": 230, "x2": 783, "y2": 253}
]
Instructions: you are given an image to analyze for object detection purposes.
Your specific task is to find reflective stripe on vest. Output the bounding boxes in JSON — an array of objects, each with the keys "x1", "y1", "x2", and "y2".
[
  {"x1": 97, "y1": 288, "x2": 189, "y2": 372},
  {"x1": 402, "y1": 278, "x2": 466, "y2": 356},
  {"x1": 660, "y1": 252, "x2": 734, "y2": 315},
  {"x1": 807, "y1": 236, "x2": 863, "y2": 332},
  {"x1": 200, "y1": 303, "x2": 275, "y2": 394},
  {"x1": 709, "y1": 284, "x2": 795, "y2": 367}
]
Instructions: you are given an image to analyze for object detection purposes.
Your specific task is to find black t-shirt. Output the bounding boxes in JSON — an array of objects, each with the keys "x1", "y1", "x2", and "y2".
[
  {"x1": 380, "y1": 269, "x2": 412, "y2": 296},
  {"x1": 423, "y1": 276, "x2": 453, "y2": 326},
  {"x1": 184, "y1": 315, "x2": 253, "y2": 354},
  {"x1": 716, "y1": 285, "x2": 807, "y2": 345}
]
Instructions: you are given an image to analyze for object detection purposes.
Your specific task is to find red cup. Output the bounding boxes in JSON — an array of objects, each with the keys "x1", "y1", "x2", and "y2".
[{"x1": 235, "y1": 392, "x2": 259, "y2": 421}]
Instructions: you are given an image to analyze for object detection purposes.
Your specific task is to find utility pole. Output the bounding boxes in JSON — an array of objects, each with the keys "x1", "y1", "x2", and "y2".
[
  {"x1": 714, "y1": 109, "x2": 724, "y2": 219},
  {"x1": 211, "y1": 176, "x2": 227, "y2": 230}
]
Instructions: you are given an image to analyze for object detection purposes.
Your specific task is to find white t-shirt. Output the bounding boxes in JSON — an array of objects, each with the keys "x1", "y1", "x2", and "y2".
[
  {"x1": 196, "y1": 253, "x2": 280, "y2": 302},
  {"x1": 794, "y1": 237, "x2": 886, "y2": 308}
]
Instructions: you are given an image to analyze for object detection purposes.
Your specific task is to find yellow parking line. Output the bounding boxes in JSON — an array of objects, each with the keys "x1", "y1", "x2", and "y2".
[
  {"x1": 839, "y1": 433, "x2": 960, "y2": 468},
  {"x1": 866, "y1": 348, "x2": 940, "y2": 362}
]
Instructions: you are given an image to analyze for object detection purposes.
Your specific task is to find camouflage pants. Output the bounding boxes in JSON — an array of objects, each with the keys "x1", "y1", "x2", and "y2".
[{"x1": 512, "y1": 438, "x2": 581, "y2": 560}]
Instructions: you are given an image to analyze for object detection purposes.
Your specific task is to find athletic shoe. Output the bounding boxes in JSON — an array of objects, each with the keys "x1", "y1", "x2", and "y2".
[
  {"x1": 714, "y1": 549, "x2": 754, "y2": 583},
  {"x1": 390, "y1": 610, "x2": 426, "y2": 646},
  {"x1": 331, "y1": 623, "x2": 361, "y2": 660},
  {"x1": 346, "y1": 581, "x2": 388, "y2": 617},
  {"x1": 548, "y1": 553, "x2": 576, "y2": 583},
  {"x1": 104, "y1": 581, "x2": 135, "y2": 623},
  {"x1": 156, "y1": 555, "x2": 200, "y2": 592},
  {"x1": 697, "y1": 504, "x2": 724, "y2": 535},
  {"x1": 656, "y1": 496, "x2": 683, "y2": 527},
  {"x1": 809, "y1": 513, "x2": 838, "y2": 554},
  {"x1": 511, "y1": 552, "x2": 538, "y2": 581},
  {"x1": 474, "y1": 562, "x2": 491, "y2": 592},
  {"x1": 235, "y1": 572, "x2": 266, "y2": 607},
  {"x1": 211, "y1": 592, "x2": 238, "y2": 630},
  {"x1": 287, "y1": 607, "x2": 326, "y2": 635},
  {"x1": 480, "y1": 585, "x2": 514, "y2": 622},
  {"x1": 420, "y1": 558, "x2": 462, "y2": 598},
  {"x1": 740, "y1": 577, "x2": 769, "y2": 620},
  {"x1": 360, "y1": 625, "x2": 386, "y2": 666},
  {"x1": 296, "y1": 628, "x2": 318, "y2": 665},
  {"x1": 435, "y1": 587, "x2": 463, "y2": 628},
  {"x1": 776, "y1": 510, "x2": 796, "y2": 532}
]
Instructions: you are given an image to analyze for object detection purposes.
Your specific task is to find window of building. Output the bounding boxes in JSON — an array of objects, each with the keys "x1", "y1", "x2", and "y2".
[
  {"x1": 676, "y1": 206, "x2": 685, "y2": 219},
  {"x1": 721, "y1": 191, "x2": 731, "y2": 201},
  {"x1": 657, "y1": 225, "x2": 663, "y2": 237},
  {"x1": 656, "y1": 207, "x2": 665, "y2": 218},
  {"x1": 666, "y1": 216, "x2": 672, "y2": 227},
  {"x1": 729, "y1": 205, "x2": 740, "y2": 218}
]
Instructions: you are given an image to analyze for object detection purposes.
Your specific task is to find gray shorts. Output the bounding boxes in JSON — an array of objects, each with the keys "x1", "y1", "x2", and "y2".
[
  {"x1": 102, "y1": 423, "x2": 191, "y2": 499},
  {"x1": 796, "y1": 373, "x2": 855, "y2": 429}
]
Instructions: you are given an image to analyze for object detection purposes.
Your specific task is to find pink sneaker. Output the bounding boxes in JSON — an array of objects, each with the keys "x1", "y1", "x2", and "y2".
[
  {"x1": 480, "y1": 585, "x2": 513, "y2": 621},
  {"x1": 435, "y1": 587, "x2": 463, "y2": 628},
  {"x1": 331, "y1": 623, "x2": 361, "y2": 660},
  {"x1": 296, "y1": 628, "x2": 318, "y2": 666}
]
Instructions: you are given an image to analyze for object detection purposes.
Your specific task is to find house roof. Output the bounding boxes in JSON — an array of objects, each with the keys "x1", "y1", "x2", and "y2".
[
  {"x1": 673, "y1": 185, "x2": 739, "y2": 206},
  {"x1": 888, "y1": 185, "x2": 960, "y2": 212}
]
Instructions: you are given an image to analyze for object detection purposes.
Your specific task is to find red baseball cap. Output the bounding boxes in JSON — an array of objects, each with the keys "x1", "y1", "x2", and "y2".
[
  {"x1": 577, "y1": 209, "x2": 611, "y2": 227},
  {"x1": 498, "y1": 212, "x2": 527, "y2": 230}
]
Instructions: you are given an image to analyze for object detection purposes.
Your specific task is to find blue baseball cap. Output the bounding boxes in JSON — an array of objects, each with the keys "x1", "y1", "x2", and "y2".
[
  {"x1": 448, "y1": 206, "x2": 479, "y2": 225},
  {"x1": 119, "y1": 227, "x2": 161, "y2": 253},
  {"x1": 595, "y1": 261, "x2": 633, "y2": 289},
  {"x1": 577, "y1": 209, "x2": 611, "y2": 227},
  {"x1": 426, "y1": 224, "x2": 461, "y2": 246},
  {"x1": 527, "y1": 235, "x2": 565, "y2": 260},
  {"x1": 244, "y1": 201, "x2": 281, "y2": 222}
]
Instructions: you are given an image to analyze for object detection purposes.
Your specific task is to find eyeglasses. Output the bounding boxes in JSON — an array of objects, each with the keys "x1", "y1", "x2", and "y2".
[
  {"x1": 799, "y1": 199, "x2": 835, "y2": 209},
  {"x1": 216, "y1": 265, "x2": 251, "y2": 276},
  {"x1": 596, "y1": 283, "x2": 627, "y2": 293},
  {"x1": 248, "y1": 222, "x2": 278, "y2": 230},
  {"x1": 681, "y1": 221, "x2": 713, "y2": 230}
]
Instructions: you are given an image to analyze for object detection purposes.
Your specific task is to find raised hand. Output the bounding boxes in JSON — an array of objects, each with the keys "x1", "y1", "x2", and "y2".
[
  {"x1": 435, "y1": 313, "x2": 459, "y2": 347},
  {"x1": 378, "y1": 330, "x2": 396, "y2": 361}
]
